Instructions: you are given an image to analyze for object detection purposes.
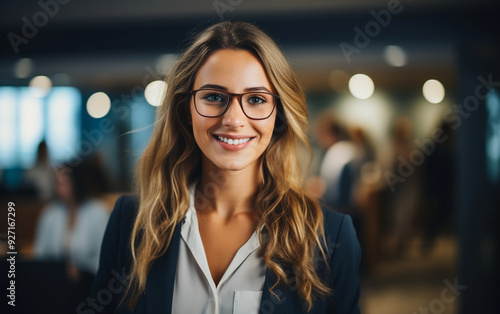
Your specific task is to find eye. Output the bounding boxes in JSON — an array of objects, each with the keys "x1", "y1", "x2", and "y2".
[
  {"x1": 246, "y1": 94, "x2": 267, "y2": 105},
  {"x1": 203, "y1": 92, "x2": 226, "y2": 103}
]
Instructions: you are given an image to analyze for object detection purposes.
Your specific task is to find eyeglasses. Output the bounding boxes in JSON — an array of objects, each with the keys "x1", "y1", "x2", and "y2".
[{"x1": 190, "y1": 89, "x2": 279, "y2": 120}]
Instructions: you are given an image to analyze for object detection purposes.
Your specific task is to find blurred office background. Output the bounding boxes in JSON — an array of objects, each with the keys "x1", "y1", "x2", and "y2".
[{"x1": 0, "y1": 0, "x2": 499, "y2": 313}]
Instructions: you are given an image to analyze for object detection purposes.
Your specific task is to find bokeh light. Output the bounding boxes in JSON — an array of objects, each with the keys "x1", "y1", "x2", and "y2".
[
  {"x1": 145, "y1": 80, "x2": 167, "y2": 107},
  {"x1": 86, "y1": 92, "x2": 111, "y2": 118},
  {"x1": 383, "y1": 45, "x2": 407, "y2": 67},
  {"x1": 348, "y1": 74, "x2": 375, "y2": 100},
  {"x1": 14, "y1": 58, "x2": 34, "y2": 79},
  {"x1": 29, "y1": 75, "x2": 52, "y2": 98},
  {"x1": 422, "y1": 79, "x2": 445, "y2": 103}
]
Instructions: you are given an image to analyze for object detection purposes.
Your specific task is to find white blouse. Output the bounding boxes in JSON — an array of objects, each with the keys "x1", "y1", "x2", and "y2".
[{"x1": 172, "y1": 184, "x2": 266, "y2": 314}]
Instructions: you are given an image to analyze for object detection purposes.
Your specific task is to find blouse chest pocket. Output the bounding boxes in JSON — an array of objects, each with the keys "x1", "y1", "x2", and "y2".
[{"x1": 233, "y1": 291, "x2": 262, "y2": 314}]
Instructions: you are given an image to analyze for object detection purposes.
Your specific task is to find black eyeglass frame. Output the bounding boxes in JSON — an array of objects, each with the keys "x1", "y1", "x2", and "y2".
[{"x1": 190, "y1": 89, "x2": 280, "y2": 120}]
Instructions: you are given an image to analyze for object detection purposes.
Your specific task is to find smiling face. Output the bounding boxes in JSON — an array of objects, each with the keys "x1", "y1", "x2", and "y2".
[{"x1": 190, "y1": 49, "x2": 277, "y2": 172}]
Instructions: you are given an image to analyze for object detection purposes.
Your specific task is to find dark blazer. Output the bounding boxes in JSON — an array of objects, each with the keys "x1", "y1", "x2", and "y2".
[{"x1": 86, "y1": 195, "x2": 361, "y2": 314}]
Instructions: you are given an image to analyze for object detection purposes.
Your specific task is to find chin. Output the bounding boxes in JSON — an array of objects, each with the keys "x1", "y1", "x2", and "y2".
[{"x1": 215, "y1": 159, "x2": 251, "y2": 171}]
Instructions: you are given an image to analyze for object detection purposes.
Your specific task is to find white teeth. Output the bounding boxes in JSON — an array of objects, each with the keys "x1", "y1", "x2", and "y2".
[{"x1": 216, "y1": 136, "x2": 251, "y2": 145}]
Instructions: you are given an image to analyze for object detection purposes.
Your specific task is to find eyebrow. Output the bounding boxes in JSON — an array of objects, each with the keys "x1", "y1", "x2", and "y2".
[{"x1": 199, "y1": 84, "x2": 272, "y2": 93}]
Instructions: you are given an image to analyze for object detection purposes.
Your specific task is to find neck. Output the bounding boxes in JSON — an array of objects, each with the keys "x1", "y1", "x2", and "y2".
[{"x1": 196, "y1": 158, "x2": 260, "y2": 219}]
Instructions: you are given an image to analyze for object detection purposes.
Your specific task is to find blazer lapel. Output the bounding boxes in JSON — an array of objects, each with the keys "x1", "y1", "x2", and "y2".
[
  {"x1": 259, "y1": 267, "x2": 292, "y2": 314},
  {"x1": 145, "y1": 224, "x2": 182, "y2": 313}
]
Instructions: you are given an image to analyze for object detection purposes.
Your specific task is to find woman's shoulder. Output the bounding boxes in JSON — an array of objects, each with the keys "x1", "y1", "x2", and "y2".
[
  {"x1": 319, "y1": 208, "x2": 362, "y2": 313},
  {"x1": 320, "y1": 207, "x2": 360, "y2": 259},
  {"x1": 97, "y1": 195, "x2": 139, "y2": 263},
  {"x1": 97, "y1": 194, "x2": 140, "y2": 247},
  {"x1": 320, "y1": 207, "x2": 353, "y2": 234},
  {"x1": 108, "y1": 195, "x2": 140, "y2": 226}
]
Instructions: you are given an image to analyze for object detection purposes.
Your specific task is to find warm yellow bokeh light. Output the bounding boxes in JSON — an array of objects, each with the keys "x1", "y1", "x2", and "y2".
[{"x1": 422, "y1": 79, "x2": 445, "y2": 104}]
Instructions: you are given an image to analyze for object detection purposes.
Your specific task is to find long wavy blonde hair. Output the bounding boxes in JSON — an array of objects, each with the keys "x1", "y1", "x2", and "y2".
[{"x1": 127, "y1": 21, "x2": 330, "y2": 311}]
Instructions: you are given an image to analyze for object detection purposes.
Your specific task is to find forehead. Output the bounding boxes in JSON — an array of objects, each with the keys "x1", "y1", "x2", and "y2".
[{"x1": 193, "y1": 49, "x2": 274, "y2": 92}]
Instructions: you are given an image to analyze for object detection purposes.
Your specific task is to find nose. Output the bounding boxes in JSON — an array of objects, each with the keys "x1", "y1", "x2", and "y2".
[{"x1": 221, "y1": 96, "x2": 246, "y2": 128}]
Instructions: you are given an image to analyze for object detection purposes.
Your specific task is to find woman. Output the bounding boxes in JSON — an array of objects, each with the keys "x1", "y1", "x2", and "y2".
[{"x1": 90, "y1": 21, "x2": 361, "y2": 314}]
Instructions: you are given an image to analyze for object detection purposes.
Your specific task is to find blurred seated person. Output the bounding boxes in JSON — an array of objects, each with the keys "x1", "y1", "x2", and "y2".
[{"x1": 34, "y1": 159, "x2": 110, "y2": 279}]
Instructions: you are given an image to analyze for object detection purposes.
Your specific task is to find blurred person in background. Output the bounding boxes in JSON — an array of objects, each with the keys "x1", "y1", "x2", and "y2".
[
  {"x1": 382, "y1": 116, "x2": 421, "y2": 257},
  {"x1": 306, "y1": 114, "x2": 348, "y2": 203},
  {"x1": 25, "y1": 140, "x2": 56, "y2": 201},
  {"x1": 307, "y1": 114, "x2": 374, "y2": 234},
  {"x1": 34, "y1": 157, "x2": 110, "y2": 278},
  {"x1": 307, "y1": 114, "x2": 377, "y2": 274},
  {"x1": 314, "y1": 114, "x2": 356, "y2": 210}
]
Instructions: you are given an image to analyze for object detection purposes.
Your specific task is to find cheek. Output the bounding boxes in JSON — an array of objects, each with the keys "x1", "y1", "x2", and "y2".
[
  {"x1": 256, "y1": 116, "x2": 277, "y2": 142},
  {"x1": 191, "y1": 119, "x2": 206, "y2": 146}
]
